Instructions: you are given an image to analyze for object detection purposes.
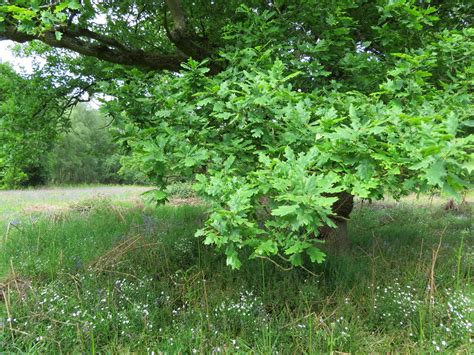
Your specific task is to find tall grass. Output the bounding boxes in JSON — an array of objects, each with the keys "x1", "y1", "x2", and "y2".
[{"x1": 0, "y1": 200, "x2": 472, "y2": 353}]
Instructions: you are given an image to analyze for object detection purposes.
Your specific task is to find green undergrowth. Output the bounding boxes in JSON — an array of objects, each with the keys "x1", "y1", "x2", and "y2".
[{"x1": 0, "y1": 200, "x2": 472, "y2": 353}]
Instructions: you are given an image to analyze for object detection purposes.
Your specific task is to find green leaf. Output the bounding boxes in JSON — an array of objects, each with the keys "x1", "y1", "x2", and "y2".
[
  {"x1": 288, "y1": 253, "x2": 303, "y2": 266},
  {"x1": 225, "y1": 246, "x2": 242, "y2": 270},
  {"x1": 195, "y1": 229, "x2": 206, "y2": 238},
  {"x1": 462, "y1": 120, "x2": 474, "y2": 127},
  {"x1": 357, "y1": 159, "x2": 374, "y2": 179},
  {"x1": 464, "y1": 157, "x2": 474, "y2": 174},
  {"x1": 446, "y1": 112, "x2": 458, "y2": 135},
  {"x1": 272, "y1": 204, "x2": 298, "y2": 216},
  {"x1": 54, "y1": 31, "x2": 62, "y2": 40},
  {"x1": 54, "y1": 2, "x2": 69, "y2": 13},
  {"x1": 255, "y1": 239, "x2": 278, "y2": 256},
  {"x1": 284, "y1": 241, "x2": 308, "y2": 255},
  {"x1": 307, "y1": 246, "x2": 326, "y2": 263},
  {"x1": 426, "y1": 159, "x2": 446, "y2": 186},
  {"x1": 223, "y1": 155, "x2": 236, "y2": 171},
  {"x1": 203, "y1": 232, "x2": 220, "y2": 246},
  {"x1": 67, "y1": 0, "x2": 82, "y2": 10},
  {"x1": 141, "y1": 189, "x2": 168, "y2": 205},
  {"x1": 442, "y1": 182, "x2": 461, "y2": 201}
]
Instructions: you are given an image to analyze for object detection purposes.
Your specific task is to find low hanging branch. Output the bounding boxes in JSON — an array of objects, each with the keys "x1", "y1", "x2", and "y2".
[
  {"x1": 0, "y1": 0, "x2": 221, "y2": 73},
  {"x1": 0, "y1": 25, "x2": 186, "y2": 72}
]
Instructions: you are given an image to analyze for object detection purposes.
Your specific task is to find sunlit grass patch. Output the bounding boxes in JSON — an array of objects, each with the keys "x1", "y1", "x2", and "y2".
[{"x1": 0, "y1": 185, "x2": 149, "y2": 222}]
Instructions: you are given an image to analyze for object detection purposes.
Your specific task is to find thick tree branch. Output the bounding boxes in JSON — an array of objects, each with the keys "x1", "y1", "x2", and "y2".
[
  {"x1": 0, "y1": 25, "x2": 186, "y2": 72},
  {"x1": 1, "y1": 0, "x2": 223, "y2": 74},
  {"x1": 166, "y1": 0, "x2": 188, "y2": 33},
  {"x1": 64, "y1": 25, "x2": 129, "y2": 51},
  {"x1": 164, "y1": 0, "x2": 213, "y2": 62}
]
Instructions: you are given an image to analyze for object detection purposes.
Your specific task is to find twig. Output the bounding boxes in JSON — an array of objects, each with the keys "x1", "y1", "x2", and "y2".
[
  {"x1": 256, "y1": 255, "x2": 293, "y2": 271},
  {"x1": 2, "y1": 288, "x2": 15, "y2": 343},
  {"x1": 281, "y1": 311, "x2": 316, "y2": 329},
  {"x1": 201, "y1": 271, "x2": 211, "y2": 331},
  {"x1": 3, "y1": 222, "x2": 10, "y2": 243},
  {"x1": 110, "y1": 205, "x2": 126, "y2": 222},
  {"x1": 426, "y1": 227, "x2": 446, "y2": 306}
]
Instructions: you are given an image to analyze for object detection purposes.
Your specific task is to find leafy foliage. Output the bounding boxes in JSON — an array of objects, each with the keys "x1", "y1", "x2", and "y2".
[
  {"x1": 0, "y1": 1, "x2": 472, "y2": 267},
  {"x1": 112, "y1": 28, "x2": 473, "y2": 268},
  {"x1": 0, "y1": 63, "x2": 68, "y2": 187},
  {"x1": 46, "y1": 104, "x2": 140, "y2": 185}
]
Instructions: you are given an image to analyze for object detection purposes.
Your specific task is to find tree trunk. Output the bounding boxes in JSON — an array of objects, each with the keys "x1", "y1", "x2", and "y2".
[
  {"x1": 319, "y1": 192, "x2": 354, "y2": 251},
  {"x1": 323, "y1": 218, "x2": 350, "y2": 251}
]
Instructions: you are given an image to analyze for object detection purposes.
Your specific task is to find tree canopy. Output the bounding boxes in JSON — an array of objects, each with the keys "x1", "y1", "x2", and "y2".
[
  {"x1": 0, "y1": 62, "x2": 76, "y2": 186},
  {"x1": 1, "y1": 0, "x2": 472, "y2": 268}
]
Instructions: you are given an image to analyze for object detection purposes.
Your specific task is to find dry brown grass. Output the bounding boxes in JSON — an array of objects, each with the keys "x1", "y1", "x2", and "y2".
[{"x1": 88, "y1": 235, "x2": 161, "y2": 273}]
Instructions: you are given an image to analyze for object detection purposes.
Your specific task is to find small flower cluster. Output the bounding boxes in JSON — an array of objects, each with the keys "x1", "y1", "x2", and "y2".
[
  {"x1": 212, "y1": 290, "x2": 267, "y2": 330},
  {"x1": 215, "y1": 290, "x2": 264, "y2": 318},
  {"x1": 372, "y1": 281, "x2": 420, "y2": 328},
  {"x1": 432, "y1": 288, "x2": 473, "y2": 347},
  {"x1": 372, "y1": 281, "x2": 472, "y2": 350},
  {"x1": 3, "y1": 274, "x2": 166, "y2": 348}
]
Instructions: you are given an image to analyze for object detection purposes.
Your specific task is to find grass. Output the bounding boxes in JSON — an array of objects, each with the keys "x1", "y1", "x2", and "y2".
[
  {"x1": 0, "y1": 193, "x2": 472, "y2": 353},
  {"x1": 0, "y1": 185, "x2": 149, "y2": 221}
]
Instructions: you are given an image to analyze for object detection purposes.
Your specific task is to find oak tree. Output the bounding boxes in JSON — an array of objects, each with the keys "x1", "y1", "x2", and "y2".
[{"x1": 1, "y1": 0, "x2": 472, "y2": 268}]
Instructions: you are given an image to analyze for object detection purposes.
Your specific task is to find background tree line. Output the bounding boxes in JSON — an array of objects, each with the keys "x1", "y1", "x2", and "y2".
[{"x1": 0, "y1": 62, "x2": 146, "y2": 188}]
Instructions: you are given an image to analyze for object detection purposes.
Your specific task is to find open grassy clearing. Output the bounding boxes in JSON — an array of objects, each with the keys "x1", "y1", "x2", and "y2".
[
  {"x1": 1, "y1": 184, "x2": 470, "y2": 221},
  {"x1": 0, "y1": 188, "x2": 472, "y2": 353},
  {"x1": 0, "y1": 185, "x2": 150, "y2": 220}
]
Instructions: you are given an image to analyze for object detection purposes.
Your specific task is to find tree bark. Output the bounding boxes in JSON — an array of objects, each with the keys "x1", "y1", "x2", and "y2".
[
  {"x1": 0, "y1": 1, "x2": 222, "y2": 74},
  {"x1": 322, "y1": 218, "x2": 350, "y2": 251},
  {"x1": 1, "y1": 25, "x2": 186, "y2": 72},
  {"x1": 319, "y1": 192, "x2": 354, "y2": 251}
]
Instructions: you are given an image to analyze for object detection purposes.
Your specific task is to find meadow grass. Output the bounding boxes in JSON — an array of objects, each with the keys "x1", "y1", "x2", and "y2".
[
  {"x1": 0, "y1": 185, "x2": 149, "y2": 220},
  {"x1": 0, "y1": 198, "x2": 472, "y2": 353}
]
